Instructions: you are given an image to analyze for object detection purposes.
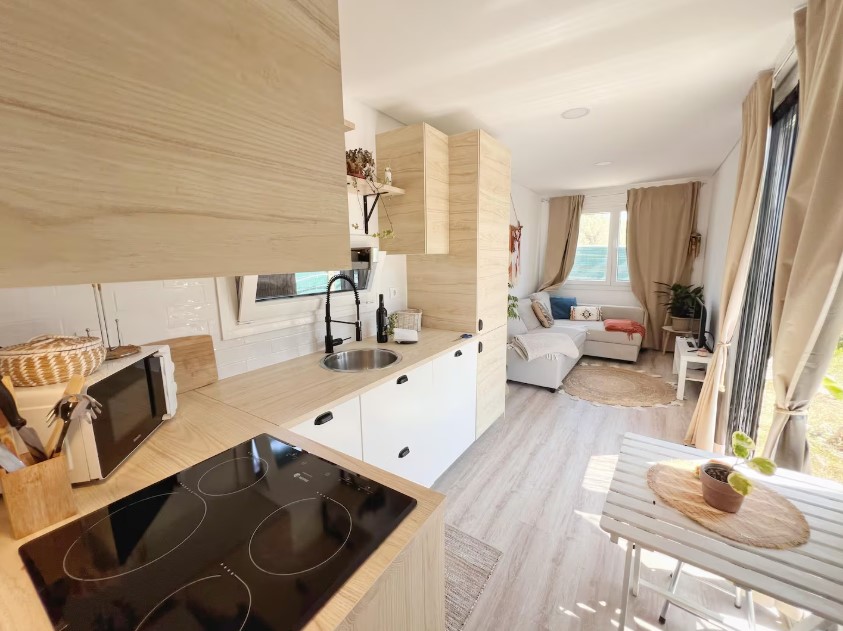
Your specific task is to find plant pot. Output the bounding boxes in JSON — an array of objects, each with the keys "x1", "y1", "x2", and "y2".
[
  {"x1": 700, "y1": 462, "x2": 744, "y2": 513},
  {"x1": 670, "y1": 316, "x2": 694, "y2": 332}
]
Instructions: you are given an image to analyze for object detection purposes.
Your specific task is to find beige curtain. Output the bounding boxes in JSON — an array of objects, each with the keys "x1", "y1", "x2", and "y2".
[
  {"x1": 763, "y1": 1, "x2": 843, "y2": 471},
  {"x1": 684, "y1": 71, "x2": 773, "y2": 451},
  {"x1": 539, "y1": 195, "x2": 584, "y2": 291},
  {"x1": 627, "y1": 182, "x2": 700, "y2": 350}
]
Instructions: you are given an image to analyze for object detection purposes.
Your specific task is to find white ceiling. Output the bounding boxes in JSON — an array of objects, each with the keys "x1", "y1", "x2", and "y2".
[{"x1": 339, "y1": 0, "x2": 800, "y2": 194}]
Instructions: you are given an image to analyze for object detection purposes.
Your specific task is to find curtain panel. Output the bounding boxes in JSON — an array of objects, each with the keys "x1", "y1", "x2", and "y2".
[
  {"x1": 539, "y1": 195, "x2": 584, "y2": 291},
  {"x1": 627, "y1": 182, "x2": 700, "y2": 350},
  {"x1": 684, "y1": 71, "x2": 773, "y2": 451},
  {"x1": 763, "y1": 1, "x2": 843, "y2": 471}
]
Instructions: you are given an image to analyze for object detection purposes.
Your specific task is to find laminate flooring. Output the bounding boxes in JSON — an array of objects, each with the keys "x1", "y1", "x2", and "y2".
[{"x1": 434, "y1": 351, "x2": 788, "y2": 631}]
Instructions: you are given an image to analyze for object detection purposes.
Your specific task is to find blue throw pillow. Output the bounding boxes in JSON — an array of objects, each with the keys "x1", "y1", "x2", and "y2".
[{"x1": 550, "y1": 296, "x2": 578, "y2": 319}]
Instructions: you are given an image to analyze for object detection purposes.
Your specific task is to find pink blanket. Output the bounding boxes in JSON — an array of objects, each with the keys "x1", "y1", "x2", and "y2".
[{"x1": 604, "y1": 319, "x2": 646, "y2": 341}]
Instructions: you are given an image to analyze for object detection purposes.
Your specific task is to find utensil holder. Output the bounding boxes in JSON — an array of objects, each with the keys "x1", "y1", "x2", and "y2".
[{"x1": 0, "y1": 454, "x2": 77, "y2": 539}]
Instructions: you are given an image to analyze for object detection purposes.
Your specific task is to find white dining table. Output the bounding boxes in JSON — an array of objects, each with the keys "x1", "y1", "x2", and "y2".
[{"x1": 600, "y1": 432, "x2": 843, "y2": 631}]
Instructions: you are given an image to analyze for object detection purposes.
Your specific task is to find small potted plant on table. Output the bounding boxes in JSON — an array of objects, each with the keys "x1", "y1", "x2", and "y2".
[
  {"x1": 656, "y1": 282, "x2": 704, "y2": 332},
  {"x1": 699, "y1": 431, "x2": 777, "y2": 513}
]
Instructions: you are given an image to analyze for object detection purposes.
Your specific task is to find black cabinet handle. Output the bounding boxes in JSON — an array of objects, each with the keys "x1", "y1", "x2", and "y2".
[
  {"x1": 478, "y1": 318, "x2": 484, "y2": 331},
  {"x1": 478, "y1": 341, "x2": 484, "y2": 353},
  {"x1": 397, "y1": 375, "x2": 409, "y2": 385},
  {"x1": 398, "y1": 446, "x2": 410, "y2": 458},
  {"x1": 454, "y1": 350, "x2": 463, "y2": 357},
  {"x1": 314, "y1": 411, "x2": 333, "y2": 426}
]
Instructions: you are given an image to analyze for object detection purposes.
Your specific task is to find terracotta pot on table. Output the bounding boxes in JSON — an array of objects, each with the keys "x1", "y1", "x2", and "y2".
[{"x1": 700, "y1": 462, "x2": 745, "y2": 513}]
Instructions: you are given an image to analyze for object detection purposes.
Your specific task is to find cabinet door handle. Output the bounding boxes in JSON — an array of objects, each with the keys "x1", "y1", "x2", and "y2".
[
  {"x1": 478, "y1": 341, "x2": 484, "y2": 353},
  {"x1": 478, "y1": 318, "x2": 484, "y2": 331},
  {"x1": 314, "y1": 411, "x2": 333, "y2": 426},
  {"x1": 398, "y1": 446, "x2": 410, "y2": 458},
  {"x1": 454, "y1": 350, "x2": 463, "y2": 357},
  {"x1": 397, "y1": 375, "x2": 409, "y2": 385}
]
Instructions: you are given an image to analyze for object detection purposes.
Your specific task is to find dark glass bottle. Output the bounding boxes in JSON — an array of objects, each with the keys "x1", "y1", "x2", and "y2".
[{"x1": 376, "y1": 294, "x2": 389, "y2": 343}]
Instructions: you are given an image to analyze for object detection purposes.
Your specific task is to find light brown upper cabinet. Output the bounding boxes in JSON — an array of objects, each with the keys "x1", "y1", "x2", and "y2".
[
  {"x1": 407, "y1": 130, "x2": 511, "y2": 334},
  {"x1": 375, "y1": 124, "x2": 449, "y2": 254},
  {"x1": 0, "y1": 0, "x2": 350, "y2": 288}
]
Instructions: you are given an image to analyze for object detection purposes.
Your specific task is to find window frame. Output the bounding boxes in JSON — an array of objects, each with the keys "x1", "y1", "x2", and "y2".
[{"x1": 564, "y1": 207, "x2": 630, "y2": 289}]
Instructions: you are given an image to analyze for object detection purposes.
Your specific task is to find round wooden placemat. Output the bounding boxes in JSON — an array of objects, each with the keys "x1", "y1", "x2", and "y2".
[{"x1": 647, "y1": 462, "x2": 810, "y2": 549}]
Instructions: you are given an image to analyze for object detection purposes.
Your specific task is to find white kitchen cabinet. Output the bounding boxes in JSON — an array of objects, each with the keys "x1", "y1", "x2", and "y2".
[
  {"x1": 360, "y1": 362, "x2": 435, "y2": 486},
  {"x1": 291, "y1": 397, "x2": 362, "y2": 460},
  {"x1": 428, "y1": 342, "x2": 478, "y2": 480}
]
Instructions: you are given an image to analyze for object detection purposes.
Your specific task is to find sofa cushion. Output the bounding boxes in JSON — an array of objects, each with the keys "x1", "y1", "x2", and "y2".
[
  {"x1": 571, "y1": 305, "x2": 602, "y2": 321},
  {"x1": 532, "y1": 301, "x2": 554, "y2": 327},
  {"x1": 549, "y1": 296, "x2": 577, "y2": 319},
  {"x1": 517, "y1": 298, "x2": 541, "y2": 330},
  {"x1": 546, "y1": 324, "x2": 588, "y2": 349},
  {"x1": 529, "y1": 291, "x2": 552, "y2": 315},
  {"x1": 507, "y1": 316, "x2": 528, "y2": 338},
  {"x1": 586, "y1": 326, "x2": 642, "y2": 346}
]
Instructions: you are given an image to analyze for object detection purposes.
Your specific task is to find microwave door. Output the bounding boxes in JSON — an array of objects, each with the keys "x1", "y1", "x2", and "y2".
[{"x1": 88, "y1": 357, "x2": 168, "y2": 478}]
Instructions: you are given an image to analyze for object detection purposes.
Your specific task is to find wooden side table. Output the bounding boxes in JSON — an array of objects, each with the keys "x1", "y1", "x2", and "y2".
[
  {"x1": 661, "y1": 325, "x2": 691, "y2": 355},
  {"x1": 672, "y1": 336, "x2": 712, "y2": 400}
]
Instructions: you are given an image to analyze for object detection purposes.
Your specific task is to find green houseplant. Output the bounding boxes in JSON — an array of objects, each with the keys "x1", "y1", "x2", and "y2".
[
  {"x1": 655, "y1": 282, "x2": 704, "y2": 331},
  {"x1": 698, "y1": 431, "x2": 777, "y2": 513},
  {"x1": 507, "y1": 283, "x2": 519, "y2": 320}
]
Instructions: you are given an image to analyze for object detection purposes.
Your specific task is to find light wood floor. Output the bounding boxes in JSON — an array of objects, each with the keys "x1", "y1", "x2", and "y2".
[{"x1": 434, "y1": 351, "x2": 787, "y2": 631}]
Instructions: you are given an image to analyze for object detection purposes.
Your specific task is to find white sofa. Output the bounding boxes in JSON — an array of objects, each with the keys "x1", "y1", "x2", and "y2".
[{"x1": 506, "y1": 298, "x2": 645, "y2": 391}]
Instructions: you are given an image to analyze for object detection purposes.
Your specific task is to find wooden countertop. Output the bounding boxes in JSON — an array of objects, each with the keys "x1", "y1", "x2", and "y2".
[
  {"x1": 0, "y1": 391, "x2": 445, "y2": 631},
  {"x1": 198, "y1": 327, "x2": 474, "y2": 427}
]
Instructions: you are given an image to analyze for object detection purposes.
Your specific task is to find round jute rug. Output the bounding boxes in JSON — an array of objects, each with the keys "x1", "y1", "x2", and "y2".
[{"x1": 560, "y1": 363, "x2": 679, "y2": 408}]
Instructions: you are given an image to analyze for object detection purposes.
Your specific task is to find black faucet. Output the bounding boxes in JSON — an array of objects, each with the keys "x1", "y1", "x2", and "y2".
[{"x1": 324, "y1": 274, "x2": 362, "y2": 354}]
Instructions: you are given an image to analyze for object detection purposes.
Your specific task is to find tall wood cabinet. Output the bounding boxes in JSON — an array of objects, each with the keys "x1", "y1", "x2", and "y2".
[
  {"x1": 375, "y1": 123, "x2": 450, "y2": 255},
  {"x1": 0, "y1": 0, "x2": 350, "y2": 288},
  {"x1": 407, "y1": 130, "x2": 511, "y2": 437}
]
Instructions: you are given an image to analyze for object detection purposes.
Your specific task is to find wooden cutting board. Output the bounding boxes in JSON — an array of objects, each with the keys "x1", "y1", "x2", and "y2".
[{"x1": 150, "y1": 335, "x2": 218, "y2": 393}]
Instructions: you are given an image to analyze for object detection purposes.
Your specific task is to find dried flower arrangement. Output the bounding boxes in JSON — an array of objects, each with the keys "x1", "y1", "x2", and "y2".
[{"x1": 345, "y1": 148, "x2": 376, "y2": 179}]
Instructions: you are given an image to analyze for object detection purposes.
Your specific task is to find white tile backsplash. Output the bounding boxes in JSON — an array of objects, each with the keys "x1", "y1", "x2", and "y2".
[{"x1": 0, "y1": 254, "x2": 407, "y2": 381}]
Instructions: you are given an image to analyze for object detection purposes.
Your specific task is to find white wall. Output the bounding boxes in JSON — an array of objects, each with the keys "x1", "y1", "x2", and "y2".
[
  {"x1": 701, "y1": 141, "x2": 741, "y2": 339},
  {"x1": 543, "y1": 176, "x2": 713, "y2": 308},
  {"x1": 0, "y1": 98, "x2": 409, "y2": 381},
  {"x1": 509, "y1": 182, "x2": 547, "y2": 298}
]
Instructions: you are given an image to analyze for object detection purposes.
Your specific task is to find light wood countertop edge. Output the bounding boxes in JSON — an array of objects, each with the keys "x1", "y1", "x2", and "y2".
[
  {"x1": 0, "y1": 391, "x2": 445, "y2": 631},
  {"x1": 197, "y1": 328, "x2": 476, "y2": 429}
]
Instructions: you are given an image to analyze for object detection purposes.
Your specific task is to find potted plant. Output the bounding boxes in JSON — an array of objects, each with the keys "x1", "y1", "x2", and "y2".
[
  {"x1": 507, "y1": 283, "x2": 519, "y2": 319},
  {"x1": 655, "y1": 282, "x2": 704, "y2": 332},
  {"x1": 698, "y1": 431, "x2": 777, "y2": 513},
  {"x1": 345, "y1": 148, "x2": 376, "y2": 180}
]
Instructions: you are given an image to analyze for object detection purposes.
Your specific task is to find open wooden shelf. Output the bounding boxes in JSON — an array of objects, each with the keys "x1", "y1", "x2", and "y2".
[
  {"x1": 346, "y1": 175, "x2": 405, "y2": 197},
  {"x1": 344, "y1": 119, "x2": 356, "y2": 132}
]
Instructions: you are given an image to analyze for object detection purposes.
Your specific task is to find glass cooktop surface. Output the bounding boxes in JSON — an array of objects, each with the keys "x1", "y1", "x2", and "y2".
[{"x1": 20, "y1": 434, "x2": 416, "y2": 631}]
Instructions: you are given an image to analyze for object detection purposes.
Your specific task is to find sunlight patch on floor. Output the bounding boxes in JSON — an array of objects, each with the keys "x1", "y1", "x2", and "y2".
[{"x1": 583, "y1": 453, "x2": 619, "y2": 493}]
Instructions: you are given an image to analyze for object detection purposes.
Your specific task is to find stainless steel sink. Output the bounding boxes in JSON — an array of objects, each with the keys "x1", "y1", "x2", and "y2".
[{"x1": 320, "y1": 348, "x2": 402, "y2": 372}]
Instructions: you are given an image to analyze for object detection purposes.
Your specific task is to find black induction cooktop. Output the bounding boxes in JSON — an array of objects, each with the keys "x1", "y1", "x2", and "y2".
[{"x1": 20, "y1": 434, "x2": 417, "y2": 630}]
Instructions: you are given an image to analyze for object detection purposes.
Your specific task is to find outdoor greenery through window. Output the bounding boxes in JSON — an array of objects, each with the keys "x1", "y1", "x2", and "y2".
[
  {"x1": 568, "y1": 210, "x2": 629, "y2": 284},
  {"x1": 255, "y1": 269, "x2": 370, "y2": 301}
]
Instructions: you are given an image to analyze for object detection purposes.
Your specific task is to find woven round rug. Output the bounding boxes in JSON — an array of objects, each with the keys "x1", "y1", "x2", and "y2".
[
  {"x1": 560, "y1": 363, "x2": 679, "y2": 408},
  {"x1": 647, "y1": 461, "x2": 810, "y2": 549}
]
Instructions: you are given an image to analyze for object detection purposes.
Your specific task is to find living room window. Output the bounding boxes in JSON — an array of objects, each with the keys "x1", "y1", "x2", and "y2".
[{"x1": 568, "y1": 207, "x2": 629, "y2": 286}]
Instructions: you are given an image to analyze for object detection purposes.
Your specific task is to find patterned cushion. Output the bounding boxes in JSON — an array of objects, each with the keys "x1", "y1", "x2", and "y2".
[
  {"x1": 570, "y1": 305, "x2": 602, "y2": 321},
  {"x1": 529, "y1": 292, "x2": 552, "y2": 316},
  {"x1": 550, "y1": 296, "x2": 578, "y2": 319},
  {"x1": 532, "y1": 300, "x2": 554, "y2": 327}
]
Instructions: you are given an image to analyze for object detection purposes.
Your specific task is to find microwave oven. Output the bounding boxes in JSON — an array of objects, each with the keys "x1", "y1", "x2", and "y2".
[{"x1": 14, "y1": 345, "x2": 178, "y2": 483}]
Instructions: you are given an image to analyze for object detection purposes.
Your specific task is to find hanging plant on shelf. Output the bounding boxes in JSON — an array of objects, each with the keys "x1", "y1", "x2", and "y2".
[{"x1": 346, "y1": 148, "x2": 375, "y2": 179}]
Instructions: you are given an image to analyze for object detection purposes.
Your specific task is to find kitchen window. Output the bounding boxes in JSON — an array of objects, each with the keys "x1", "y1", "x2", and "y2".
[
  {"x1": 216, "y1": 248, "x2": 383, "y2": 340},
  {"x1": 567, "y1": 207, "x2": 629, "y2": 286}
]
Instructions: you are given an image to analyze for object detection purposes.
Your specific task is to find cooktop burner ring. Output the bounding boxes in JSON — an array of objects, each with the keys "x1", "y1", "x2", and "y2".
[
  {"x1": 62, "y1": 488, "x2": 207, "y2": 582},
  {"x1": 134, "y1": 563, "x2": 251, "y2": 631},
  {"x1": 197, "y1": 455, "x2": 269, "y2": 497},
  {"x1": 248, "y1": 495, "x2": 352, "y2": 576}
]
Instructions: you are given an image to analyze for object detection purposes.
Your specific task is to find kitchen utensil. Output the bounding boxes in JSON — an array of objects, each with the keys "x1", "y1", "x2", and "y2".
[
  {"x1": 0, "y1": 376, "x2": 48, "y2": 462},
  {"x1": 46, "y1": 394, "x2": 101, "y2": 458},
  {"x1": 46, "y1": 375, "x2": 86, "y2": 426},
  {"x1": 0, "y1": 443, "x2": 25, "y2": 472},
  {"x1": 92, "y1": 284, "x2": 141, "y2": 361},
  {"x1": 149, "y1": 335, "x2": 217, "y2": 392}
]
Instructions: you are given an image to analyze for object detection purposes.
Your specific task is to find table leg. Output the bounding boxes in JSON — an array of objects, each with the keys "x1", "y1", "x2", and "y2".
[
  {"x1": 631, "y1": 544, "x2": 641, "y2": 597},
  {"x1": 746, "y1": 590, "x2": 755, "y2": 631},
  {"x1": 662, "y1": 332, "x2": 668, "y2": 355},
  {"x1": 618, "y1": 541, "x2": 634, "y2": 631},
  {"x1": 677, "y1": 360, "x2": 687, "y2": 401},
  {"x1": 659, "y1": 560, "x2": 684, "y2": 624}
]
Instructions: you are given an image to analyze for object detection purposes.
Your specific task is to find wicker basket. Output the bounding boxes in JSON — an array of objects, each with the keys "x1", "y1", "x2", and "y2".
[
  {"x1": 0, "y1": 335, "x2": 106, "y2": 387},
  {"x1": 392, "y1": 309, "x2": 423, "y2": 332}
]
